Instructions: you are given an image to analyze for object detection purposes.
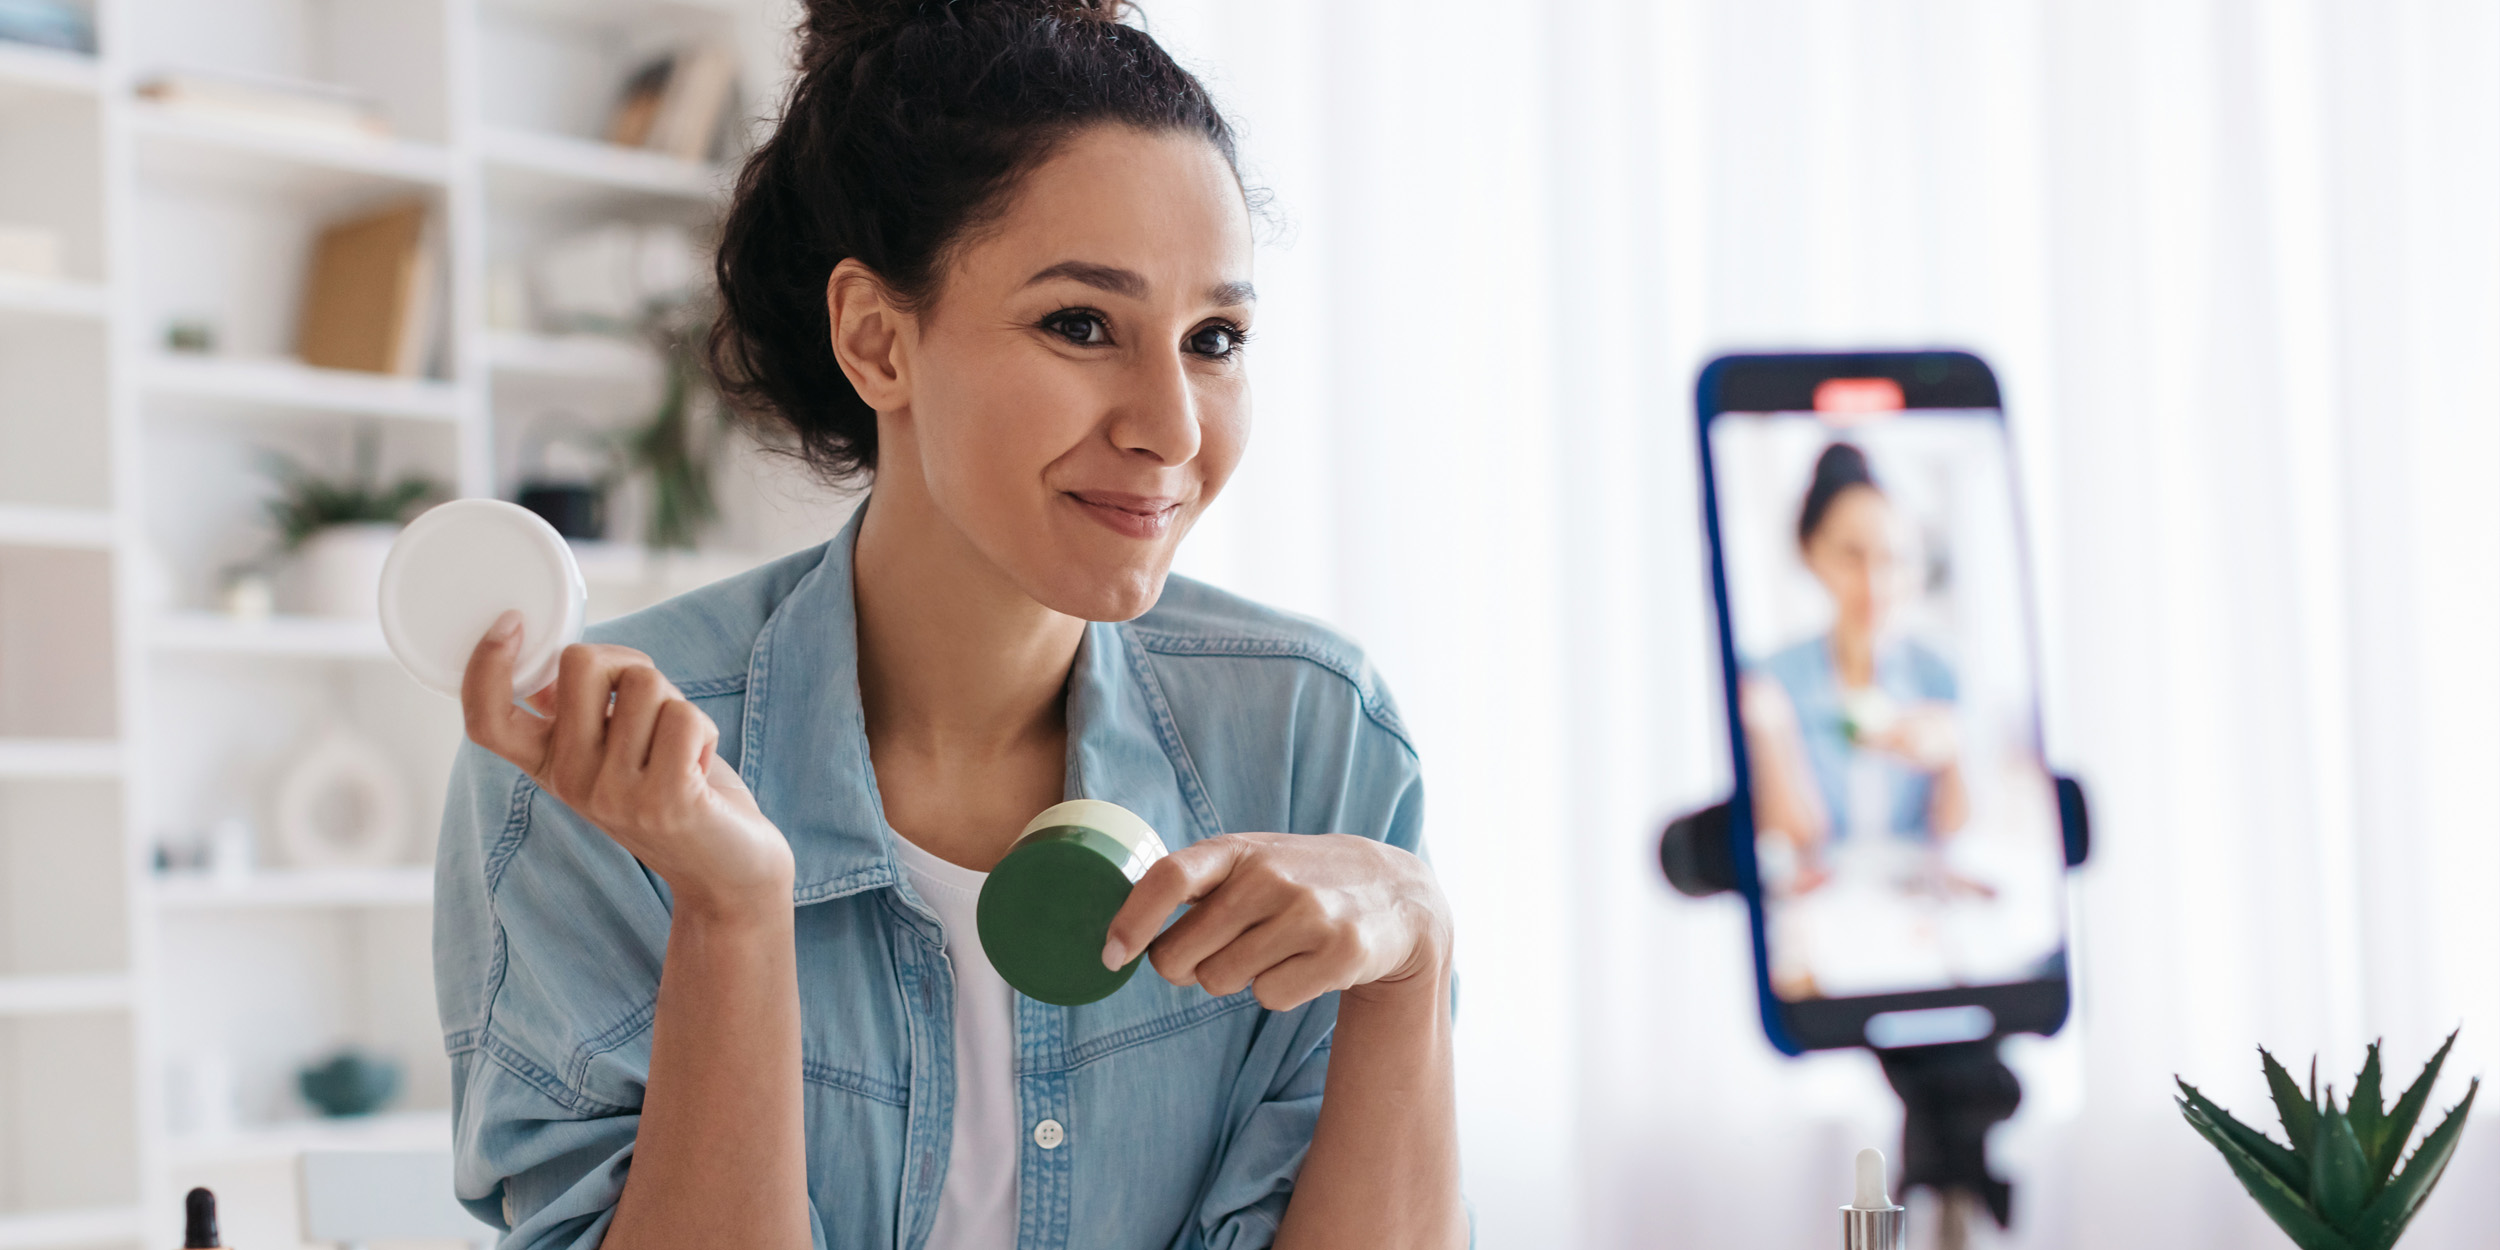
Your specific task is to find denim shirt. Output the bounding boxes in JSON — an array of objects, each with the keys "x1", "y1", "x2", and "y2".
[{"x1": 433, "y1": 512, "x2": 1428, "y2": 1250}]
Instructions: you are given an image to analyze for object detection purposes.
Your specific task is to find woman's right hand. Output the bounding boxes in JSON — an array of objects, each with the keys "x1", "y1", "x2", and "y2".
[{"x1": 461, "y1": 610, "x2": 794, "y2": 918}]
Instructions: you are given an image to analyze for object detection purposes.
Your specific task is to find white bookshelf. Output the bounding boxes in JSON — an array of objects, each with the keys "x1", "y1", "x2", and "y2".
[{"x1": 0, "y1": 2, "x2": 812, "y2": 1245}]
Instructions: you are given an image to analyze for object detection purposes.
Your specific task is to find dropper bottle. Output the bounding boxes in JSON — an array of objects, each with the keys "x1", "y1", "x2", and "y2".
[
  {"x1": 183, "y1": 1187, "x2": 226, "y2": 1249},
  {"x1": 1844, "y1": 1148, "x2": 1906, "y2": 1250}
]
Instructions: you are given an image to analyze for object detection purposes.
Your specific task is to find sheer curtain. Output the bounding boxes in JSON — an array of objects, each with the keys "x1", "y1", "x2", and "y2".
[{"x1": 1138, "y1": 1, "x2": 2500, "y2": 1245}]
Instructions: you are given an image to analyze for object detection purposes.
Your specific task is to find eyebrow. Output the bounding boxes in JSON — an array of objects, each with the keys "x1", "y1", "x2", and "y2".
[{"x1": 1024, "y1": 261, "x2": 1256, "y2": 307}]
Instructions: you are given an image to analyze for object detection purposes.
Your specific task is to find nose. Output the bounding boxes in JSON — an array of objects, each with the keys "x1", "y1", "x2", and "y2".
[{"x1": 1103, "y1": 340, "x2": 1202, "y2": 466}]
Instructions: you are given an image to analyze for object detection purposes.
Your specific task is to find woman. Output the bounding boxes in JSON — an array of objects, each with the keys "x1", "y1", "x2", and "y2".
[
  {"x1": 1744, "y1": 442, "x2": 1966, "y2": 893},
  {"x1": 432, "y1": 4, "x2": 1464, "y2": 1248}
]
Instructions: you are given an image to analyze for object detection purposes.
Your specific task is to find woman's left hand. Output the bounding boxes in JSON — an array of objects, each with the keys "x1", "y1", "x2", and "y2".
[{"x1": 1101, "y1": 833, "x2": 1452, "y2": 1011}]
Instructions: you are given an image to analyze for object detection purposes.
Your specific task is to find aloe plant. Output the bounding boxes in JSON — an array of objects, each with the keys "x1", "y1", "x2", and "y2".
[{"x1": 2177, "y1": 1032, "x2": 2478, "y2": 1250}]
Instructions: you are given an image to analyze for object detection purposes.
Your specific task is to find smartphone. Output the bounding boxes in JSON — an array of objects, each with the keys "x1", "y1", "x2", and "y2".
[{"x1": 1694, "y1": 351, "x2": 2072, "y2": 1054}]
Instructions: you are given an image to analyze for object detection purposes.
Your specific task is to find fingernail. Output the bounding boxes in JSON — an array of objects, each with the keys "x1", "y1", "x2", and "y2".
[
  {"x1": 487, "y1": 610, "x2": 521, "y2": 643},
  {"x1": 1101, "y1": 937, "x2": 1128, "y2": 970}
]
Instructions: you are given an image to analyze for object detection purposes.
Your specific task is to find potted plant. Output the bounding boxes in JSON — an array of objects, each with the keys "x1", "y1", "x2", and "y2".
[
  {"x1": 2178, "y1": 1032, "x2": 2478, "y2": 1250},
  {"x1": 261, "y1": 430, "x2": 441, "y2": 619}
]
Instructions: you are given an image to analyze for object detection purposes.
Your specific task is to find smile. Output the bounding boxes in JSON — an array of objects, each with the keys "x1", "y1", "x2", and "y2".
[{"x1": 1064, "y1": 490, "x2": 1184, "y2": 540}]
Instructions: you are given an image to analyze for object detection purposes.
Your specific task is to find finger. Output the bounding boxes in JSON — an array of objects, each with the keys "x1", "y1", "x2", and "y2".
[
  {"x1": 1144, "y1": 872, "x2": 1292, "y2": 987},
  {"x1": 1187, "y1": 917, "x2": 1323, "y2": 999},
  {"x1": 649, "y1": 699, "x2": 721, "y2": 784},
  {"x1": 1102, "y1": 838, "x2": 1246, "y2": 970},
  {"x1": 460, "y1": 611, "x2": 552, "y2": 773},
  {"x1": 600, "y1": 666, "x2": 678, "y2": 779},
  {"x1": 1247, "y1": 951, "x2": 1339, "y2": 1012},
  {"x1": 545, "y1": 644, "x2": 654, "y2": 797}
]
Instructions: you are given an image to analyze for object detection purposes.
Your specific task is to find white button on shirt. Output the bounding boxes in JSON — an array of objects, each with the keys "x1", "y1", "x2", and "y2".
[{"x1": 892, "y1": 835, "x2": 1020, "y2": 1250}]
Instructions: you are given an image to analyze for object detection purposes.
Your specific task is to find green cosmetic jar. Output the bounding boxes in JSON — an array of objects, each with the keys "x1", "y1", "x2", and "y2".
[{"x1": 976, "y1": 799, "x2": 1169, "y2": 1006}]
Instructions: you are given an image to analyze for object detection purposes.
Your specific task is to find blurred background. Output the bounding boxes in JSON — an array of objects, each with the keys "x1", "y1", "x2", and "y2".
[{"x1": 0, "y1": 0, "x2": 2490, "y2": 1247}]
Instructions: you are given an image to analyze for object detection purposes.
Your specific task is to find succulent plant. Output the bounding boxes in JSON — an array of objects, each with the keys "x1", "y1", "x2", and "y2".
[{"x1": 2177, "y1": 1031, "x2": 2478, "y2": 1250}]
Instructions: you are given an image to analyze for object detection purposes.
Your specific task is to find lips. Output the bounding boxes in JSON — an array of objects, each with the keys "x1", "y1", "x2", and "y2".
[{"x1": 1064, "y1": 490, "x2": 1184, "y2": 540}]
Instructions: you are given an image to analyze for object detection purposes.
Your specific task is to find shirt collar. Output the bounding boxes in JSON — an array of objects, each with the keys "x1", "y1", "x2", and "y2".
[{"x1": 741, "y1": 508, "x2": 1202, "y2": 904}]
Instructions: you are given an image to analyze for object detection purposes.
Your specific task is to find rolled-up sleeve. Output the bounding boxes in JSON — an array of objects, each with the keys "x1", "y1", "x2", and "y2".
[
  {"x1": 1181, "y1": 713, "x2": 1446, "y2": 1250},
  {"x1": 433, "y1": 740, "x2": 698, "y2": 1249}
]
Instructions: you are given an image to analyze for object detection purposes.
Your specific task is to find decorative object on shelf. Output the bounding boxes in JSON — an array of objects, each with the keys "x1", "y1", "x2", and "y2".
[
  {"x1": 135, "y1": 69, "x2": 390, "y2": 143},
  {"x1": 260, "y1": 428, "x2": 442, "y2": 617},
  {"x1": 297, "y1": 1047, "x2": 403, "y2": 1118},
  {"x1": 271, "y1": 726, "x2": 409, "y2": 869},
  {"x1": 531, "y1": 222, "x2": 699, "y2": 335},
  {"x1": 2177, "y1": 1032, "x2": 2479, "y2": 1250},
  {"x1": 165, "y1": 315, "x2": 219, "y2": 354},
  {"x1": 603, "y1": 43, "x2": 739, "y2": 162},
  {"x1": 208, "y1": 815, "x2": 256, "y2": 882},
  {"x1": 629, "y1": 297, "x2": 726, "y2": 550},
  {"x1": 298, "y1": 199, "x2": 437, "y2": 377},
  {"x1": 295, "y1": 522, "x2": 401, "y2": 618},
  {"x1": 0, "y1": 222, "x2": 61, "y2": 279},
  {"x1": 515, "y1": 414, "x2": 618, "y2": 540},
  {"x1": 216, "y1": 565, "x2": 276, "y2": 620},
  {"x1": 0, "y1": 0, "x2": 93, "y2": 53},
  {"x1": 485, "y1": 260, "x2": 532, "y2": 332}
]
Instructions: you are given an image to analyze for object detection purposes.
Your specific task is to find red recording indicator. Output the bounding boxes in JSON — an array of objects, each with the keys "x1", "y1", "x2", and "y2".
[{"x1": 1813, "y1": 377, "x2": 1905, "y2": 416}]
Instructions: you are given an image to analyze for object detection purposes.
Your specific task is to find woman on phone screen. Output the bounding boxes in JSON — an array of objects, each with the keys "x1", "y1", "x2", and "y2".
[{"x1": 431, "y1": 3, "x2": 1465, "y2": 1248}]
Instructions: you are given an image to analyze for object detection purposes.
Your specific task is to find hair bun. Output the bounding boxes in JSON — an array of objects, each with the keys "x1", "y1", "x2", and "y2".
[{"x1": 800, "y1": 0, "x2": 1131, "y2": 67}]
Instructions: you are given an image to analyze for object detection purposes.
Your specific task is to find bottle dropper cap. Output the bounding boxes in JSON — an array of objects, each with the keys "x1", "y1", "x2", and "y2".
[
  {"x1": 1842, "y1": 1148, "x2": 1904, "y2": 1250},
  {"x1": 184, "y1": 1186, "x2": 221, "y2": 1248}
]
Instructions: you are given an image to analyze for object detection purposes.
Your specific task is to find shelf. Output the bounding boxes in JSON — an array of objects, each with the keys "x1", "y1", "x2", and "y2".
[
  {"x1": 481, "y1": 125, "x2": 727, "y2": 212},
  {"x1": 154, "y1": 866, "x2": 432, "y2": 910},
  {"x1": 167, "y1": 1108, "x2": 451, "y2": 1166},
  {"x1": 0, "y1": 739, "x2": 119, "y2": 778},
  {"x1": 130, "y1": 102, "x2": 451, "y2": 201},
  {"x1": 142, "y1": 354, "x2": 462, "y2": 423},
  {"x1": 0, "y1": 274, "x2": 107, "y2": 324},
  {"x1": 0, "y1": 505, "x2": 113, "y2": 550},
  {"x1": 0, "y1": 41, "x2": 99, "y2": 107},
  {"x1": 482, "y1": 330, "x2": 658, "y2": 384},
  {"x1": 0, "y1": 1206, "x2": 143, "y2": 1250},
  {"x1": 0, "y1": 972, "x2": 130, "y2": 1016},
  {"x1": 153, "y1": 611, "x2": 391, "y2": 659}
]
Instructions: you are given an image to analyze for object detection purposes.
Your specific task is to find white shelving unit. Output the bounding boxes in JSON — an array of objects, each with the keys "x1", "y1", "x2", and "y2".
[{"x1": 0, "y1": 3, "x2": 816, "y2": 1246}]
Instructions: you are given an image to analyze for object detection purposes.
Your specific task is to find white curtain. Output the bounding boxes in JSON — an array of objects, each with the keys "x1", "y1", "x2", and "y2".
[{"x1": 1137, "y1": 1, "x2": 2500, "y2": 1246}]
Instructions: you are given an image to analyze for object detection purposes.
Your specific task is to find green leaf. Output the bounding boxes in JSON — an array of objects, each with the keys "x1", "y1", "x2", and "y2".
[
  {"x1": 2378, "y1": 1030, "x2": 2459, "y2": 1179},
  {"x1": 2349, "y1": 1041, "x2": 2389, "y2": 1175},
  {"x1": 2266, "y1": 1047, "x2": 2321, "y2": 1160},
  {"x1": 2179, "y1": 1079, "x2": 2307, "y2": 1194},
  {"x1": 2349, "y1": 1078, "x2": 2478, "y2": 1250},
  {"x1": 2311, "y1": 1104, "x2": 2372, "y2": 1230},
  {"x1": 2182, "y1": 1102, "x2": 2356, "y2": 1250}
]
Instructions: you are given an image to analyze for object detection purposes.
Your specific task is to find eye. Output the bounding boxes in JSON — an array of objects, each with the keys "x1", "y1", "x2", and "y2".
[
  {"x1": 1187, "y1": 321, "x2": 1249, "y2": 359},
  {"x1": 1042, "y1": 309, "x2": 1111, "y2": 346}
]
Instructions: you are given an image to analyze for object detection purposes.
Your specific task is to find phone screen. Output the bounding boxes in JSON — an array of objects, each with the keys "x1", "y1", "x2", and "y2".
[{"x1": 1706, "y1": 392, "x2": 2068, "y2": 1020}]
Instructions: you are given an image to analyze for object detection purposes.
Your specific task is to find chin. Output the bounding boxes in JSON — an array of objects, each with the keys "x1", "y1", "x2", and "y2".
[{"x1": 1030, "y1": 559, "x2": 1172, "y2": 623}]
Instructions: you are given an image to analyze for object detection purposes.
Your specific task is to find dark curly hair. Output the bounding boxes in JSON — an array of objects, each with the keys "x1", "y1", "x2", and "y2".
[
  {"x1": 1797, "y1": 442, "x2": 1878, "y2": 547},
  {"x1": 707, "y1": 0, "x2": 1242, "y2": 482}
]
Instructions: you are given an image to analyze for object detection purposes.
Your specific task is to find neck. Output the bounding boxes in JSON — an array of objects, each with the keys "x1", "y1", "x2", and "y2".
[
  {"x1": 1830, "y1": 626, "x2": 1876, "y2": 688},
  {"x1": 851, "y1": 468, "x2": 1085, "y2": 763}
]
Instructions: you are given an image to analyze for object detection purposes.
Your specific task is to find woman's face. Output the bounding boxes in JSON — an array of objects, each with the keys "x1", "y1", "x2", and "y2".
[
  {"x1": 857, "y1": 125, "x2": 1254, "y2": 622},
  {"x1": 1802, "y1": 485, "x2": 1900, "y2": 638}
]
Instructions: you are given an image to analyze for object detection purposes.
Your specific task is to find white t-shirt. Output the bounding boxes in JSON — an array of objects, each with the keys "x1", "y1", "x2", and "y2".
[{"x1": 891, "y1": 835, "x2": 1020, "y2": 1250}]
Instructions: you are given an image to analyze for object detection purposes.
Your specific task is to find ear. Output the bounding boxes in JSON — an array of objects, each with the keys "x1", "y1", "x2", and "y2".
[{"x1": 826, "y1": 258, "x2": 913, "y2": 413}]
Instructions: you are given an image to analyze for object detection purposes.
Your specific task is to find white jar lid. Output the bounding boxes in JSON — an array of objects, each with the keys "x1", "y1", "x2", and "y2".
[{"x1": 378, "y1": 499, "x2": 586, "y2": 698}]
